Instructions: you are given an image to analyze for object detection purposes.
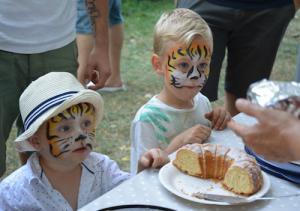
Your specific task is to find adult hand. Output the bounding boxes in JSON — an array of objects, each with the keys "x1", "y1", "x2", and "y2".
[
  {"x1": 77, "y1": 0, "x2": 111, "y2": 90},
  {"x1": 77, "y1": 46, "x2": 111, "y2": 89},
  {"x1": 228, "y1": 99, "x2": 300, "y2": 162}
]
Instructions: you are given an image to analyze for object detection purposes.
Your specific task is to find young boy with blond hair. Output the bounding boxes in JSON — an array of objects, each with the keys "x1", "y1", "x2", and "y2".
[
  {"x1": 130, "y1": 8, "x2": 231, "y2": 174},
  {"x1": 0, "y1": 72, "x2": 169, "y2": 210}
]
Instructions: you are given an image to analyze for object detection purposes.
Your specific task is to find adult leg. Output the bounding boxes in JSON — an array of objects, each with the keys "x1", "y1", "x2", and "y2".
[
  {"x1": 0, "y1": 51, "x2": 28, "y2": 177},
  {"x1": 225, "y1": 4, "x2": 295, "y2": 116},
  {"x1": 76, "y1": 0, "x2": 94, "y2": 86},
  {"x1": 105, "y1": 0, "x2": 124, "y2": 88},
  {"x1": 201, "y1": 25, "x2": 228, "y2": 101},
  {"x1": 225, "y1": 92, "x2": 238, "y2": 116},
  {"x1": 105, "y1": 23, "x2": 124, "y2": 87},
  {"x1": 177, "y1": 1, "x2": 232, "y2": 102}
]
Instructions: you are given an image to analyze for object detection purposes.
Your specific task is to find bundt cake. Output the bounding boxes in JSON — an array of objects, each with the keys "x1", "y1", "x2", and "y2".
[{"x1": 173, "y1": 143, "x2": 263, "y2": 195}]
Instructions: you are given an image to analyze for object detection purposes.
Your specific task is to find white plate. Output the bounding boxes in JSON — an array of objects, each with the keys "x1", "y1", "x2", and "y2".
[{"x1": 159, "y1": 163, "x2": 271, "y2": 205}]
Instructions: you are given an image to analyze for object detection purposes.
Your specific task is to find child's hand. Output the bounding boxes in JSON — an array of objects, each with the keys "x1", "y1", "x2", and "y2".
[
  {"x1": 205, "y1": 107, "x2": 231, "y2": 130},
  {"x1": 180, "y1": 124, "x2": 211, "y2": 145},
  {"x1": 137, "y1": 148, "x2": 170, "y2": 173},
  {"x1": 164, "y1": 125, "x2": 211, "y2": 154}
]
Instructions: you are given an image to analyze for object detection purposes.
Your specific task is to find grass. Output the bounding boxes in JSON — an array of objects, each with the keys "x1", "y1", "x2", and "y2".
[{"x1": 3, "y1": 0, "x2": 300, "y2": 178}]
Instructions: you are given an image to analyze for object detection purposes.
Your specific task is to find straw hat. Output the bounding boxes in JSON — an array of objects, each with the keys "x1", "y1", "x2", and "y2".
[{"x1": 15, "y1": 72, "x2": 104, "y2": 152}]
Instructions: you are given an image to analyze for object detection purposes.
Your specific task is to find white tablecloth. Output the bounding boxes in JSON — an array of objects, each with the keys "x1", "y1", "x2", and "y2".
[{"x1": 79, "y1": 113, "x2": 300, "y2": 211}]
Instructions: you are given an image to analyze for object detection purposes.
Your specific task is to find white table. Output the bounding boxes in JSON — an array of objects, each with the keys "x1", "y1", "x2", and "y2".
[{"x1": 79, "y1": 113, "x2": 300, "y2": 211}]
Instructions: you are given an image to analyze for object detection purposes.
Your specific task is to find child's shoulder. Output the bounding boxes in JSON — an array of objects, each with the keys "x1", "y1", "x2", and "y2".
[
  {"x1": 194, "y1": 93, "x2": 211, "y2": 111},
  {"x1": 0, "y1": 164, "x2": 29, "y2": 192},
  {"x1": 0, "y1": 153, "x2": 42, "y2": 190},
  {"x1": 133, "y1": 96, "x2": 171, "y2": 123},
  {"x1": 134, "y1": 96, "x2": 164, "y2": 117},
  {"x1": 195, "y1": 92, "x2": 210, "y2": 103}
]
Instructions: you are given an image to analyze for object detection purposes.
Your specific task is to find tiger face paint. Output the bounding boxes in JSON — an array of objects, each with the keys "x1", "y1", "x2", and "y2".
[
  {"x1": 46, "y1": 103, "x2": 96, "y2": 157},
  {"x1": 166, "y1": 39, "x2": 211, "y2": 89}
]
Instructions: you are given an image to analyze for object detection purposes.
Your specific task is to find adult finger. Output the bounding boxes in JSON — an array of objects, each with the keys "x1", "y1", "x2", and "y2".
[
  {"x1": 235, "y1": 99, "x2": 264, "y2": 120},
  {"x1": 77, "y1": 67, "x2": 90, "y2": 86},
  {"x1": 92, "y1": 75, "x2": 108, "y2": 89},
  {"x1": 93, "y1": 68, "x2": 111, "y2": 90},
  {"x1": 227, "y1": 120, "x2": 249, "y2": 138},
  {"x1": 86, "y1": 68, "x2": 101, "y2": 90}
]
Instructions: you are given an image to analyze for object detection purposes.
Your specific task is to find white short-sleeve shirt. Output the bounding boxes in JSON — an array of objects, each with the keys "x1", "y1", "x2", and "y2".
[
  {"x1": 0, "y1": 0, "x2": 76, "y2": 53},
  {"x1": 130, "y1": 93, "x2": 212, "y2": 174}
]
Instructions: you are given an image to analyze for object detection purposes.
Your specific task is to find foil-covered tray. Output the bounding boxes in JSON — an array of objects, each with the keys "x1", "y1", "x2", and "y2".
[{"x1": 247, "y1": 79, "x2": 300, "y2": 118}]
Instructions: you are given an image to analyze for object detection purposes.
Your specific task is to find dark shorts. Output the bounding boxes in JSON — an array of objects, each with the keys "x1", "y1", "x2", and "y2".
[
  {"x1": 0, "y1": 41, "x2": 78, "y2": 177},
  {"x1": 77, "y1": 0, "x2": 124, "y2": 34},
  {"x1": 177, "y1": 0, "x2": 295, "y2": 100}
]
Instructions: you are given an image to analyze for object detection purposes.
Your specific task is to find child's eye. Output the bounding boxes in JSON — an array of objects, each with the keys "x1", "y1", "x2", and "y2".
[
  {"x1": 58, "y1": 125, "x2": 71, "y2": 132},
  {"x1": 198, "y1": 63, "x2": 208, "y2": 69},
  {"x1": 82, "y1": 120, "x2": 92, "y2": 128},
  {"x1": 178, "y1": 62, "x2": 189, "y2": 69}
]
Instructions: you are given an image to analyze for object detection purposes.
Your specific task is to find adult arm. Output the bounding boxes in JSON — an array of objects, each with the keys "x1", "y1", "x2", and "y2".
[
  {"x1": 228, "y1": 99, "x2": 300, "y2": 162},
  {"x1": 78, "y1": 0, "x2": 111, "y2": 89}
]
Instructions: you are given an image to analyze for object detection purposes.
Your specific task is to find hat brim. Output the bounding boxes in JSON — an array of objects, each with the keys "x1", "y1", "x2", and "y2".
[{"x1": 15, "y1": 90, "x2": 103, "y2": 152}]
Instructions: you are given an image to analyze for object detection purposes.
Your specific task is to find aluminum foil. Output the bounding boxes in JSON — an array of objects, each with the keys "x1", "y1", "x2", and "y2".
[{"x1": 247, "y1": 79, "x2": 300, "y2": 118}]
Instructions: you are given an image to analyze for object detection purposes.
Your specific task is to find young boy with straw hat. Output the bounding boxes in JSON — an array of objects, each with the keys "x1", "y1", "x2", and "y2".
[{"x1": 0, "y1": 72, "x2": 169, "y2": 210}]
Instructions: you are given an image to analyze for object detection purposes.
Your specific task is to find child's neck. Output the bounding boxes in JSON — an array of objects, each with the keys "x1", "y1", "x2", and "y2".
[
  {"x1": 40, "y1": 157, "x2": 82, "y2": 210},
  {"x1": 40, "y1": 157, "x2": 80, "y2": 173},
  {"x1": 157, "y1": 89, "x2": 194, "y2": 109}
]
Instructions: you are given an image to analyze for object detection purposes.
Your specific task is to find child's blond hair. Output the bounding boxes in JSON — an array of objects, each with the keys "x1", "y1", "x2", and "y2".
[{"x1": 153, "y1": 8, "x2": 212, "y2": 56}]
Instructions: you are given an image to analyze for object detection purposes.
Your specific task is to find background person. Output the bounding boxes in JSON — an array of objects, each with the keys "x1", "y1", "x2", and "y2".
[{"x1": 177, "y1": 0, "x2": 298, "y2": 115}]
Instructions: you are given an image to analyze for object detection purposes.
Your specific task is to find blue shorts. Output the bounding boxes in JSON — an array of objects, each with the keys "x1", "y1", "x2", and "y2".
[{"x1": 76, "y1": 0, "x2": 124, "y2": 34}]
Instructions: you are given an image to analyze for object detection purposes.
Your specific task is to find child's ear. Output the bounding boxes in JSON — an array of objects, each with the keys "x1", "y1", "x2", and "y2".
[
  {"x1": 151, "y1": 54, "x2": 164, "y2": 75},
  {"x1": 28, "y1": 135, "x2": 42, "y2": 151}
]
